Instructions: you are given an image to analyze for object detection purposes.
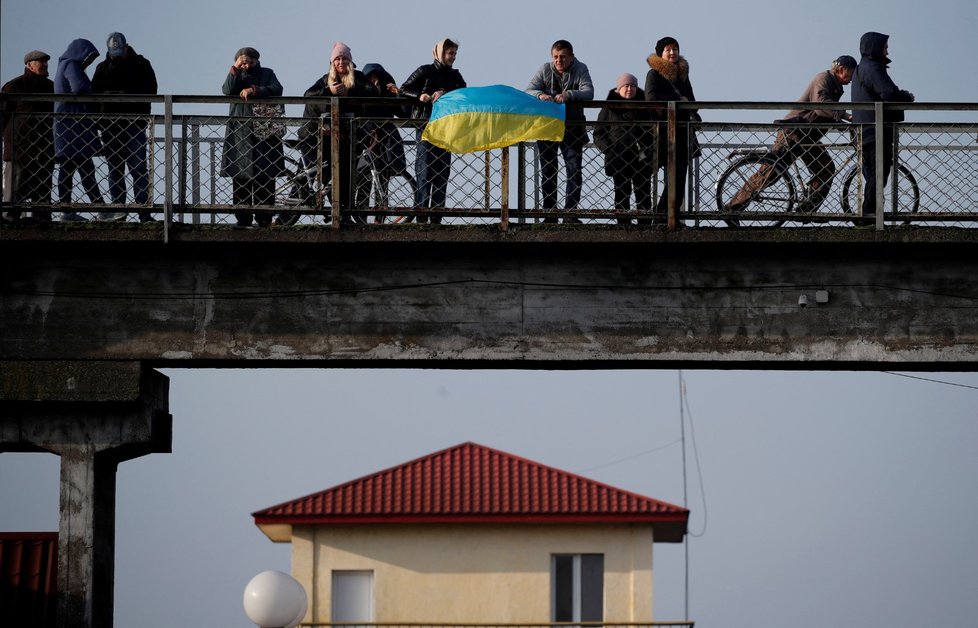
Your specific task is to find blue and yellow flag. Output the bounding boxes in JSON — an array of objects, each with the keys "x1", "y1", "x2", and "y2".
[{"x1": 421, "y1": 85, "x2": 565, "y2": 154}]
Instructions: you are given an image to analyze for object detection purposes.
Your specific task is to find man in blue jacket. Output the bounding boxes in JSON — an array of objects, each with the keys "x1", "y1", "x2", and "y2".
[{"x1": 851, "y1": 32, "x2": 914, "y2": 222}]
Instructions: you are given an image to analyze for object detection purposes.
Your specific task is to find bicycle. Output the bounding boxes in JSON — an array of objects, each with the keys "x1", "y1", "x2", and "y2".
[{"x1": 715, "y1": 131, "x2": 920, "y2": 227}]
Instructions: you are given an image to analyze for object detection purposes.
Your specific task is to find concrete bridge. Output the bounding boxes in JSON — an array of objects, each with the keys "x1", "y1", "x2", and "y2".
[
  {"x1": 3, "y1": 223, "x2": 978, "y2": 627},
  {"x1": 2, "y1": 95, "x2": 978, "y2": 627}
]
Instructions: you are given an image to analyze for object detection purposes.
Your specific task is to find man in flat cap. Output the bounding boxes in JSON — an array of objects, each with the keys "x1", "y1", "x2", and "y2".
[
  {"x1": 1, "y1": 50, "x2": 55, "y2": 221},
  {"x1": 724, "y1": 55, "x2": 857, "y2": 221},
  {"x1": 92, "y1": 32, "x2": 159, "y2": 222}
]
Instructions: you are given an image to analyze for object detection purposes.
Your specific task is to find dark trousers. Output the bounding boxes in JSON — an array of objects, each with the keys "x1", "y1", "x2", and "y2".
[
  {"x1": 861, "y1": 131, "x2": 894, "y2": 218},
  {"x1": 233, "y1": 177, "x2": 274, "y2": 226},
  {"x1": 612, "y1": 163, "x2": 652, "y2": 225},
  {"x1": 656, "y1": 140, "x2": 688, "y2": 218},
  {"x1": 537, "y1": 139, "x2": 583, "y2": 211},
  {"x1": 103, "y1": 123, "x2": 150, "y2": 215},
  {"x1": 414, "y1": 131, "x2": 451, "y2": 223},
  {"x1": 57, "y1": 155, "x2": 103, "y2": 204}
]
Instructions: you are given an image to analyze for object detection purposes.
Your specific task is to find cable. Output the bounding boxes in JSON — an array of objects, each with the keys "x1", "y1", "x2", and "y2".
[
  {"x1": 882, "y1": 371, "x2": 978, "y2": 391},
  {"x1": 577, "y1": 438, "x2": 683, "y2": 473},
  {"x1": 682, "y1": 380, "x2": 708, "y2": 539}
]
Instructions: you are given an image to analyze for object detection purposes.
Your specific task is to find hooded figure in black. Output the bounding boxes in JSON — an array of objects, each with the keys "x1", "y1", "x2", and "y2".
[{"x1": 851, "y1": 32, "x2": 914, "y2": 220}]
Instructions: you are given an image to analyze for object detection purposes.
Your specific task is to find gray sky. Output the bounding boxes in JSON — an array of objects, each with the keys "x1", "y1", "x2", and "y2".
[{"x1": 3, "y1": 0, "x2": 978, "y2": 626}]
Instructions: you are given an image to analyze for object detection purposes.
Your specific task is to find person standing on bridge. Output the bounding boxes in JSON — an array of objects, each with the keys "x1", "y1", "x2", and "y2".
[
  {"x1": 851, "y1": 32, "x2": 915, "y2": 223},
  {"x1": 400, "y1": 38, "x2": 467, "y2": 224},
  {"x1": 645, "y1": 36, "x2": 699, "y2": 224},
  {"x1": 53, "y1": 38, "x2": 106, "y2": 222},
  {"x1": 723, "y1": 55, "x2": 857, "y2": 220},
  {"x1": 526, "y1": 39, "x2": 594, "y2": 224},
  {"x1": 220, "y1": 46, "x2": 286, "y2": 228},
  {"x1": 92, "y1": 32, "x2": 159, "y2": 223},
  {"x1": 1, "y1": 50, "x2": 55, "y2": 222}
]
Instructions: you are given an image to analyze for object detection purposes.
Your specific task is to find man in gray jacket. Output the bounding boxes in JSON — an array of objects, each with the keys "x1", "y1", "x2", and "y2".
[
  {"x1": 526, "y1": 40, "x2": 593, "y2": 223},
  {"x1": 725, "y1": 55, "x2": 856, "y2": 217}
]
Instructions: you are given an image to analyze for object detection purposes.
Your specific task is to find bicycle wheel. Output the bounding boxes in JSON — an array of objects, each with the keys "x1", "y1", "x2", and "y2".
[
  {"x1": 372, "y1": 169, "x2": 417, "y2": 224},
  {"x1": 840, "y1": 164, "x2": 920, "y2": 218},
  {"x1": 715, "y1": 154, "x2": 794, "y2": 227},
  {"x1": 274, "y1": 164, "x2": 316, "y2": 226}
]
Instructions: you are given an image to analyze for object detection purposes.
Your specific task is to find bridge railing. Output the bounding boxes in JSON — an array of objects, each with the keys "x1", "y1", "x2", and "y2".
[{"x1": 1, "y1": 95, "x2": 975, "y2": 231}]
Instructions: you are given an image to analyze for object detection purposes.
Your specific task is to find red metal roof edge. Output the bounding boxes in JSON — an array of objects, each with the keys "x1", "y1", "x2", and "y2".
[
  {"x1": 252, "y1": 441, "x2": 689, "y2": 520},
  {"x1": 254, "y1": 512, "x2": 690, "y2": 526}
]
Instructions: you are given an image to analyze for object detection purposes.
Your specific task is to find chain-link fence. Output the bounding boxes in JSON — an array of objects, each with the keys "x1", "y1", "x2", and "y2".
[{"x1": 2, "y1": 95, "x2": 976, "y2": 230}]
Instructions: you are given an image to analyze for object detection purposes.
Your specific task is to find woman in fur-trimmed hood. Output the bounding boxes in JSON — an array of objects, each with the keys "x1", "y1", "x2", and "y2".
[{"x1": 643, "y1": 36, "x2": 700, "y2": 220}]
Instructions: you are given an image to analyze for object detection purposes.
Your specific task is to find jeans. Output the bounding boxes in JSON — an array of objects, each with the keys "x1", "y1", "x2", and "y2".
[
  {"x1": 414, "y1": 130, "x2": 451, "y2": 221},
  {"x1": 57, "y1": 155, "x2": 103, "y2": 205},
  {"x1": 103, "y1": 123, "x2": 149, "y2": 205},
  {"x1": 537, "y1": 140, "x2": 583, "y2": 210}
]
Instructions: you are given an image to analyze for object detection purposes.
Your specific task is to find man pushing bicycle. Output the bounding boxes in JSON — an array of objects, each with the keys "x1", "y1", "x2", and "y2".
[{"x1": 725, "y1": 55, "x2": 857, "y2": 216}]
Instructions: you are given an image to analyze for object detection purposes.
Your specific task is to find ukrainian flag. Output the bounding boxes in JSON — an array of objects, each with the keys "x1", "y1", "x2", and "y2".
[{"x1": 422, "y1": 85, "x2": 565, "y2": 154}]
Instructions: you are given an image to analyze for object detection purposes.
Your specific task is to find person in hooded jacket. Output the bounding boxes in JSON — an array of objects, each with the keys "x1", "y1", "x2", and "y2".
[
  {"x1": 53, "y1": 38, "x2": 105, "y2": 221},
  {"x1": 526, "y1": 39, "x2": 594, "y2": 223},
  {"x1": 298, "y1": 42, "x2": 376, "y2": 224},
  {"x1": 358, "y1": 63, "x2": 409, "y2": 221},
  {"x1": 851, "y1": 31, "x2": 915, "y2": 222},
  {"x1": 593, "y1": 73, "x2": 654, "y2": 225},
  {"x1": 92, "y1": 32, "x2": 158, "y2": 222},
  {"x1": 220, "y1": 46, "x2": 285, "y2": 227},
  {"x1": 2, "y1": 50, "x2": 55, "y2": 222},
  {"x1": 400, "y1": 38, "x2": 466, "y2": 224},
  {"x1": 645, "y1": 36, "x2": 699, "y2": 223}
]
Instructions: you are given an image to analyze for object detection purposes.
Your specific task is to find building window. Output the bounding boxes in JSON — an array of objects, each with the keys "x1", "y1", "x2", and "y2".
[
  {"x1": 552, "y1": 554, "x2": 603, "y2": 622},
  {"x1": 331, "y1": 570, "x2": 373, "y2": 623}
]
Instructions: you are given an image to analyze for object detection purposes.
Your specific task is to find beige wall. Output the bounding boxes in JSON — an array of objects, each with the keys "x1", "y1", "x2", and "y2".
[{"x1": 290, "y1": 524, "x2": 655, "y2": 625}]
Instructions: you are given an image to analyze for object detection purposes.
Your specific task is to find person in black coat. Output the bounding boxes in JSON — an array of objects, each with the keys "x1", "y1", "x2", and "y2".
[
  {"x1": 645, "y1": 36, "x2": 699, "y2": 222},
  {"x1": 593, "y1": 73, "x2": 655, "y2": 224},
  {"x1": 1, "y1": 50, "x2": 55, "y2": 221},
  {"x1": 91, "y1": 32, "x2": 158, "y2": 222},
  {"x1": 399, "y1": 38, "x2": 466, "y2": 223},
  {"x1": 358, "y1": 63, "x2": 409, "y2": 221},
  {"x1": 298, "y1": 42, "x2": 377, "y2": 224},
  {"x1": 850, "y1": 31, "x2": 915, "y2": 221}
]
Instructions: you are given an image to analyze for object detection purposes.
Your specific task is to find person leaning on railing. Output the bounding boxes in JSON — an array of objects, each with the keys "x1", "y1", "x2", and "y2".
[
  {"x1": 220, "y1": 46, "x2": 285, "y2": 228},
  {"x1": 723, "y1": 55, "x2": 857, "y2": 215},
  {"x1": 399, "y1": 37, "x2": 466, "y2": 224},
  {"x1": 1, "y1": 50, "x2": 55, "y2": 222}
]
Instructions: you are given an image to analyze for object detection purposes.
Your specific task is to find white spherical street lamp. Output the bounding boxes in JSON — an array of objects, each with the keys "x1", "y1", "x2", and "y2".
[{"x1": 243, "y1": 570, "x2": 308, "y2": 628}]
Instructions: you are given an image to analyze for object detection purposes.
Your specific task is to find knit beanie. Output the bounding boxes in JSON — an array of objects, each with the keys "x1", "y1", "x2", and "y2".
[
  {"x1": 655, "y1": 36, "x2": 679, "y2": 56},
  {"x1": 331, "y1": 41, "x2": 352, "y2": 63},
  {"x1": 616, "y1": 73, "x2": 638, "y2": 89}
]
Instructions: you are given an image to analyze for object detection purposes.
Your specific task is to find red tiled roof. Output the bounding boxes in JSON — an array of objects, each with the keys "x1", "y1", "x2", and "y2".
[{"x1": 253, "y1": 442, "x2": 688, "y2": 541}]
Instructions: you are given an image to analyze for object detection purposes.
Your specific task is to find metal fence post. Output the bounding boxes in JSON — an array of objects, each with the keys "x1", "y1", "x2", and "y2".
[
  {"x1": 500, "y1": 147, "x2": 510, "y2": 232},
  {"x1": 667, "y1": 101, "x2": 677, "y2": 230},
  {"x1": 874, "y1": 101, "x2": 884, "y2": 230},
  {"x1": 163, "y1": 95, "x2": 173, "y2": 243},
  {"x1": 330, "y1": 97, "x2": 341, "y2": 229}
]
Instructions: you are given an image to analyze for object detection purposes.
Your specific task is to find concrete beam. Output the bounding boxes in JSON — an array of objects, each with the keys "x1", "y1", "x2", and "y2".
[
  {"x1": 0, "y1": 362, "x2": 172, "y2": 628},
  {"x1": 2, "y1": 230, "x2": 978, "y2": 368}
]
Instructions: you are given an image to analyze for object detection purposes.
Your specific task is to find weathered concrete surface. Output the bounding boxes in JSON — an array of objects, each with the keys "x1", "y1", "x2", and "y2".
[
  {"x1": 2, "y1": 225, "x2": 977, "y2": 368},
  {"x1": 0, "y1": 363, "x2": 172, "y2": 628}
]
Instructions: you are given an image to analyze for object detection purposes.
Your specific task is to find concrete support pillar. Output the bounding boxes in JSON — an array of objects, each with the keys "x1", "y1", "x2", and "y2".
[{"x1": 0, "y1": 361, "x2": 172, "y2": 628}]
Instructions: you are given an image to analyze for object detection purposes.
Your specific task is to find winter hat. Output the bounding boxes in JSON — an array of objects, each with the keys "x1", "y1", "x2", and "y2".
[
  {"x1": 106, "y1": 32, "x2": 127, "y2": 58},
  {"x1": 616, "y1": 73, "x2": 638, "y2": 89},
  {"x1": 833, "y1": 55, "x2": 857, "y2": 70},
  {"x1": 331, "y1": 41, "x2": 352, "y2": 63},
  {"x1": 361, "y1": 63, "x2": 384, "y2": 78},
  {"x1": 24, "y1": 50, "x2": 50, "y2": 64},
  {"x1": 655, "y1": 36, "x2": 680, "y2": 56},
  {"x1": 235, "y1": 47, "x2": 260, "y2": 61}
]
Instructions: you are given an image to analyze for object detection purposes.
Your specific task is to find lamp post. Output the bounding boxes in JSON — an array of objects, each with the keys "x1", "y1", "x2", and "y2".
[{"x1": 243, "y1": 570, "x2": 308, "y2": 628}]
